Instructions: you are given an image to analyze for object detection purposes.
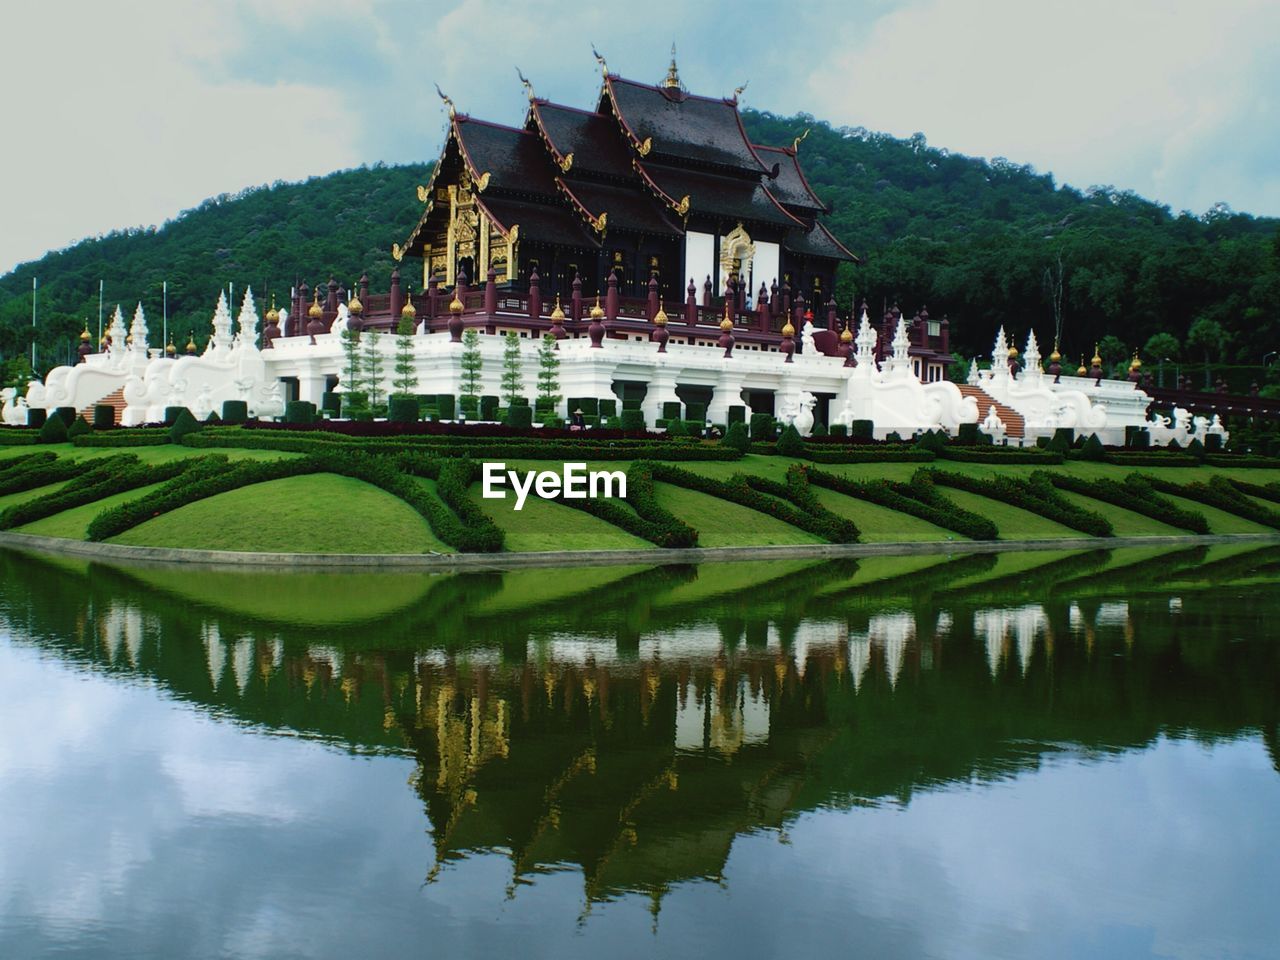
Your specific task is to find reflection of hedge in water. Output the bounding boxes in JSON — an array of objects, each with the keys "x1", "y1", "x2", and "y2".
[
  {"x1": 4, "y1": 545, "x2": 1280, "y2": 902},
  {"x1": 1045, "y1": 545, "x2": 1211, "y2": 596},
  {"x1": 933, "y1": 549, "x2": 1113, "y2": 604},
  {"x1": 1139, "y1": 473, "x2": 1280, "y2": 530}
]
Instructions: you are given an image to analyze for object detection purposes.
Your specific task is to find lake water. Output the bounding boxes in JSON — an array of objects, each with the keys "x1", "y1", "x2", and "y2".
[{"x1": 1, "y1": 544, "x2": 1278, "y2": 960}]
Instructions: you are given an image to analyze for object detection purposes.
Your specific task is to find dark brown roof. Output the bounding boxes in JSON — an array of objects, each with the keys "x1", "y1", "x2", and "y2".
[
  {"x1": 784, "y1": 221, "x2": 860, "y2": 263},
  {"x1": 477, "y1": 195, "x2": 600, "y2": 249},
  {"x1": 754, "y1": 144, "x2": 827, "y2": 213},
  {"x1": 528, "y1": 101, "x2": 635, "y2": 179},
  {"x1": 602, "y1": 76, "x2": 769, "y2": 174},
  {"x1": 640, "y1": 162, "x2": 803, "y2": 228},
  {"x1": 557, "y1": 178, "x2": 681, "y2": 237},
  {"x1": 454, "y1": 116, "x2": 557, "y2": 199}
]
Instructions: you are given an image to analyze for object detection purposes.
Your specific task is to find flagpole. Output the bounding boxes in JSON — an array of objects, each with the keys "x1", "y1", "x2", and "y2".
[
  {"x1": 31, "y1": 277, "x2": 37, "y2": 373},
  {"x1": 163, "y1": 280, "x2": 168, "y2": 350},
  {"x1": 98, "y1": 279, "x2": 104, "y2": 348}
]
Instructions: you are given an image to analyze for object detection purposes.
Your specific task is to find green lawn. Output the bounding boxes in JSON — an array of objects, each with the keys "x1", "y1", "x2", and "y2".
[
  {"x1": 0, "y1": 480, "x2": 69, "y2": 513},
  {"x1": 16, "y1": 481, "x2": 169, "y2": 539},
  {"x1": 110, "y1": 473, "x2": 453, "y2": 553},
  {"x1": 1053, "y1": 489, "x2": 1183, "y2": 537},
  {"x1": 1160, "y1": 493, "x2": 1273, "y2": 535},
  {"x1": 468, "y1": 483, "x2": 652, "y2": 552},
  {"x1": 939, "y1": 487, "x2": 1086, "y2": 540},
  {"x1": 811, "y1": 487, "x2": 952, "y2": 542},
  {"x1": 651, "y1": 481, "x2": 823, "y2": 547}
]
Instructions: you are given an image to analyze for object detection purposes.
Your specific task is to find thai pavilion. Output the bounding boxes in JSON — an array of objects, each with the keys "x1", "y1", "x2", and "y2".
[{"x1": 396, "y1": 49, "x2": 858, "y2": 327}]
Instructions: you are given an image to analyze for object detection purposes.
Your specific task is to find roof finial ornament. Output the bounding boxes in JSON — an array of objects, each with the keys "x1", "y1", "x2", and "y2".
[
  {"x1": 733, "y1": 80, "x2": 749, "y2": 101},
  {"x1": 434, "y1": 83, "x2": 456, "y2": 119},
  {"x1": 662, "y1": 43, "x2": 681, "y2": 90},
  {"x1": 516, "y1": 66, "x2": 535, "y2": 102},
  {"x1": 592, "y1": 44, "x2": 609, "y2": 77},
  {"x1": 792, "y1": 128, "x2": 810, "y2": 153}
]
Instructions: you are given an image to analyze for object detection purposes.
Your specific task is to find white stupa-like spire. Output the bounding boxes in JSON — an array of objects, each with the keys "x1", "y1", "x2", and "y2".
[
  {"x1": 208, "y1": 291, "x2": 234, "y2": 358},
  {"x1": 235, "y1": 287, "x2": 259, "y2": 350},
  {"x1": 966, "y1": 357, "x2": 981, "y2": 385},
  {"x1": 1023, "y1": 330, "x2": 1042, "y2": 383},
  {"x1": 107, "y1": 305, "x2": 128, "y2": 364},
  {"x1": 989, "y1": 326, "x2": 1010, "y2": 382},
  {"x1": 854, "y1": 303, "x2": 878, "y2": 370},
  {"x1": 128, "y1": 301, "x2": 149, "y2": 358}
]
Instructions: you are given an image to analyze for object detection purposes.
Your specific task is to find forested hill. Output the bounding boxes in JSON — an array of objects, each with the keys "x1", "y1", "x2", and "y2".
[{"x1": 2, "y1": 109, "x2": 1278, "y2": 383}]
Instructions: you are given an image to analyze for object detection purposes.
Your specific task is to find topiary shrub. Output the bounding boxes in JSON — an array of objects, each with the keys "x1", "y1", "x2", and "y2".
[
  {"x1": 722, "y1": 420, "x2": 750, "y2": 454},
  {"x1": 93, "y1": 405, "x2": 115, "y2": 430},
  {"x1": 662, "y1": 401, "x2": 682, "y2": 420},
  {"x1": 169, "y1": 408, "x2": 202, "y2": 444},
  {"x1": 321, "y1": 392, "x2": 341, "y2": 415},
  {"x1": 1205, "y1": 433, "x2": 1222, "y2": 452},
  {"x1": 750, "y1": 412, "x2": 775, "y2": 441},
  {"x1": 620, "y1": 408, "x2": 645, "y2": 432},
  {"x1": 957, "y1": 422, "x2": 980, "y2": 444},
  {"x1": 480, "y1": 395, "x2": 499, "y2": 420},
  {"x1": 222, "y1": 400, "x2": 249, "y2": 424},
  {"x1": 163, "y1": 406, "x2": 188, "y2": 426},
  {"x1": 685, "y1": 402, "x2": 707, "y2": 425},
  {"x1": 39, "y1": 414, "x2": 68, "y2": 444},
  {"x1": 1079, "y1": 434, "x2": 1106, "y2": 461},
  {"x1": 459, "y1": 394, "x2": 479, "y2": 419},
  {"x1": 205, "y1": 411, "x2": 221, "y2": 425},
  {"x1": 506, "y1": 404, "x2": 533, "y2": 428},
  {"x1": 850, "y1": 419, "x2": 874, "y2": 440},
  {"x1": 66, "y1": 417, "x2": 91, "y2": 440},
  {"x1": 543, "y1": 416, "x2": 564, "y2": 429},
  {"x1": 727, "y1": 405, "x2": 746, "y2": 425},
  {"x1": 388, "y1": 396, "x2": 419, "y2": 423},
  {"x1": 828, "y1": 423, "x2": 847, "y2": 438},
  {"x1": 1186, "y1": 438, "x2": 1205, "y2": 459},
  {"x1": 27, "y1": 408, "x2": 46, "y2": 428},
  {"x1": 1125, "y1": 425, "x2": 1151, "y2": 449},
  {"x1": 285, "y1": 400, "x2": 315, "y2": 424},
  {"x1": 435, "y1": 395, "x2": 455, "y2": 420},
  {"x1": 776, "y1": 424, "x2": 804, "y2": 457},
  {"x1": 599, "y1": 398, "x2": 618, "y2": 418},
  {"x1": 811, "y1": 422, "x2": 828, "y2": 438},
  {"x1": 1048, "y1": 427, "x2": 1074, "y2": 454},
  {"x1": 55, "y1": 407, "x2": 77, "y2": 427},
  {"x1": 665, "y1": 418, "x2": 687, "y2": 437}
]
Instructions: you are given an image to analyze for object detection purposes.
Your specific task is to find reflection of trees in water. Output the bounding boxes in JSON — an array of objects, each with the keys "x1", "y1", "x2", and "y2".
[{"x1": 2, "y1": 544, "x2": 1279, "y2": 904}]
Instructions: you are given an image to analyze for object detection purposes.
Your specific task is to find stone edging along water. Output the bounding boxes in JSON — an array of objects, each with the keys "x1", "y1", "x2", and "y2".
[{"x1": 0, "y1": 530, "x2": 1277, "y2": 572}]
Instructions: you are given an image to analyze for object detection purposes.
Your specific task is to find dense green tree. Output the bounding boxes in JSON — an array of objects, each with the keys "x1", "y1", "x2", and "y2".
[
  {"x1": 460, "y1": 328, "x2": 483, "y2": 399},
  {"x1": 535, "y1": 334, "x2": 560, "y2": 409},
  {"x1": 1142, "y1": 332, "x2": 1180, "y2": 362},
  {"x1": 362, "y1": 330, "x2": 384, "y2": 408},
  {"x1": 500, "y1": 331, "x2": 524, "y2": 405},
  {"x1": 392, "y1": 315, "x2": 418, "y2": 397}
]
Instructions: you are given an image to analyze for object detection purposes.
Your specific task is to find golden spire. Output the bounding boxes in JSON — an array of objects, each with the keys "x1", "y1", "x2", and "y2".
[
  {"x1": 719, "y1": 301, "x2": 733, "y2": 332},
  {"x1": 401, "y1": 295, "x2": 416, "y2": 319},
  {"x1": 449, "y1": 291, "x2": 464, "y2": 314},
  {"x1": 1007, "y1": 344, "x2": 1019, "y2": 359},
  {"x1": 839, "y1": 321, "x2": 853, "y2": 343},
  {"x1": 550, "y1": 295, "x2": 565, "y2": 322},
  {"x1": 265, "y1": 294, "x2": 280, "y2": 324},
  {"x1": 590, "y1": 295, "x2": 605, "y2": 320},
  {"x1": 308, "y1": 290, "x2": 323, "y2": 319},
  {"x1": 661, "y1": 44, "x2": 681, "y2": 89},
  {"x1": 186, "y1": 333, "x2": 197, "y2": 354},
  {"x1": 80, "y1": 322, "x2": 91, "y2": 342},
  {"x1": 348, "y1": 281, "x2": 364, "y2": 315},
  {"x1": 1049, "y1": 339, "x2": 1061, "y2": 363},
  {"x1": 1091, "y1": 343, "x2": 1102, "y2": 366},
  {"x1": 653, "y1": 299, "x2": 667, "y2": 326},
  {"x1": 1130, "y1": 351, "x2": 1142, "y2": 370},
  {"x1": 1077, "y1": 356, "x2": 1087, "y2": 376}
]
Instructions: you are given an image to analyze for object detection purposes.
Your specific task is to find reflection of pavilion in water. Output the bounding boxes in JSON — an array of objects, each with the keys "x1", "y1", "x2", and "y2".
[{"x1": 5, "y1": 544, "x2": 1280, "y2": 909}]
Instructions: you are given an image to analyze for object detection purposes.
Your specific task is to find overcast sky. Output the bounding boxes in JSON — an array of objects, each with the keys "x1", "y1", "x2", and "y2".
[{"x1": 2, "y1": 0, "x2": 1277, "y2": 275}]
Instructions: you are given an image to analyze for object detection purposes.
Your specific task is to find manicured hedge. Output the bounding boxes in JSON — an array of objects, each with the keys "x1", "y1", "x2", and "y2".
[
  {"x1": 0, "y1": 429, "x2": 39, "y2": 446},
  {"x1": 938, "y1": 447, "x2": 1065, "y2": 464},
  {"x1": 285, "y1": 400, "x2": 315, "y2": 424},
  {"x1": 805, "y1": 446, "x2": 935, "y2": 464},
  {"x1": 67, "y1": 418, "x2": 92, "y2": 440},
  {"x1": 39, "y1": 415, "x2": 68, "y2": 444},
  {"x1": 170, "y1": 408, "x2": 203, "y2": 444},
  {"x1": 619, "y1": 409, "x2": 645, "y2": 432},
  {"x1": 505, "y1": 404, "x2": 533, "y2": 428},
  {"x1": 721, "y1": 421, "x2": 750, "y2": 454},
  {"x1": 222, "y1": 400, "x2": 249, "y2": 424},
  {"x1": 922, "y1": 468, "x2": 1114, "y2": 537},
  {"x1": 1106, "y1": 451, "x2": 1200, "y2": 467},
  {"x1": 0, "y1": 451, "x2": 92, "y2": 495},
  {"x1": 1205, "y1": 454, "x2": 1280, "y2": 469},
  {"x1": 644, "y1": 461, "x2": 858, "y2": 543},
  {"x1": 614, "y1": 462, "x2": 699, "y2": 547},
  {"x1": 776, "y1": 424, "x2": 804, "y2": 457},
  {"x1": 552, "y1": 470, "x2": 701, "y2": 548},
  {"x1": 0, "y1": 455, "x2": 190, "y2": 531},
  {"x1": 93, "y1": 405, "x2": 116, "y2": 430},
  {"x1": 1228, "y1": 478, "x2": 1280, "y2": 504},
  {"x1": 388, "y1": 396, "x2": 419, "y2": 423},
  {"x1": 480, "y1": 395, "x2": 499, "y2": 421},
  {"x1": 1038, "y1": 471, "x2": 1210, "y2": 534},
  {"x1": 402, "y1": 455, "x2": 505, "y2": 552},
  {"x1": 55, "y1": 407, "x2": 77, "y2": 427},
  {"x1": 72, "y1": 429, "x2": 171, "y2": 447},
  {"x1": 806, "y1": 467, "x2": 998, "y2": 540},
  {"x1": 750, "y1": 412, "x2": 775, "y2": 441},
  {"x1": 849, "y1": 420, "x2": 874, "y2": 440},
  {"x1": 1136, "y1": 473, "x2": 1280, "y2": 530},
  {"x1": 436, "y1": 395, "x2": 456, "y2": 421}
]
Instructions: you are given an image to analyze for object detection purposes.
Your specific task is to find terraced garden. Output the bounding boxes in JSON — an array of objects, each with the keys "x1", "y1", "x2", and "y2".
[{"x1": 1, "y1": 430, "x2": 1279, "y2": 556}]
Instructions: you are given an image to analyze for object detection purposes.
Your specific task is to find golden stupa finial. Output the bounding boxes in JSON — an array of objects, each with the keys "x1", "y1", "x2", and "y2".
[
  {"x1": 1049, "y1": 339, "x2": 1061, "y2": 363},
  {"x1": 654, "y1": 299, "x2": 668, "y2": 326},
  {"x1": 719, "y1": 301, "x2": 733, "y2": 332},
  {"x1": 662, "y1": 43, "x2": 681, "y2": 89},
  {"x1": 550, "y1": 295, "x2": 565, "y2": 321},
  {"x1": 80, "y1": 322, "x2": 91, "y2": 342},
  {"x1": 839, "y1": 320, "x2": 853, "y2": 343},
  {"x1": 1077, "y1": 356, "x2": 1088, "y2": 376},
  {"x1": 1130, "y1": 351, "x2": 1142, "y2": 370},
  {"x1": 308, "y1": 289, "x2": 323, "y2": 319},
  {"x1": 590, "y1": 294, "x2": 605, "y2": 320},
  {"x1": 1092, "y1": 343, "x2": 1102, "y2": 366}
]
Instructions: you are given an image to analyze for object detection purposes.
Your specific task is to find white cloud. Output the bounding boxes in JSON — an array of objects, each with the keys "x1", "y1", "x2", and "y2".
[
  {"x1": 0, "y1": 1, "x2": 365, "y2": 273},
  {"x1": 804, "y1": 0, "x2": 1280, "y2": 214}
]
